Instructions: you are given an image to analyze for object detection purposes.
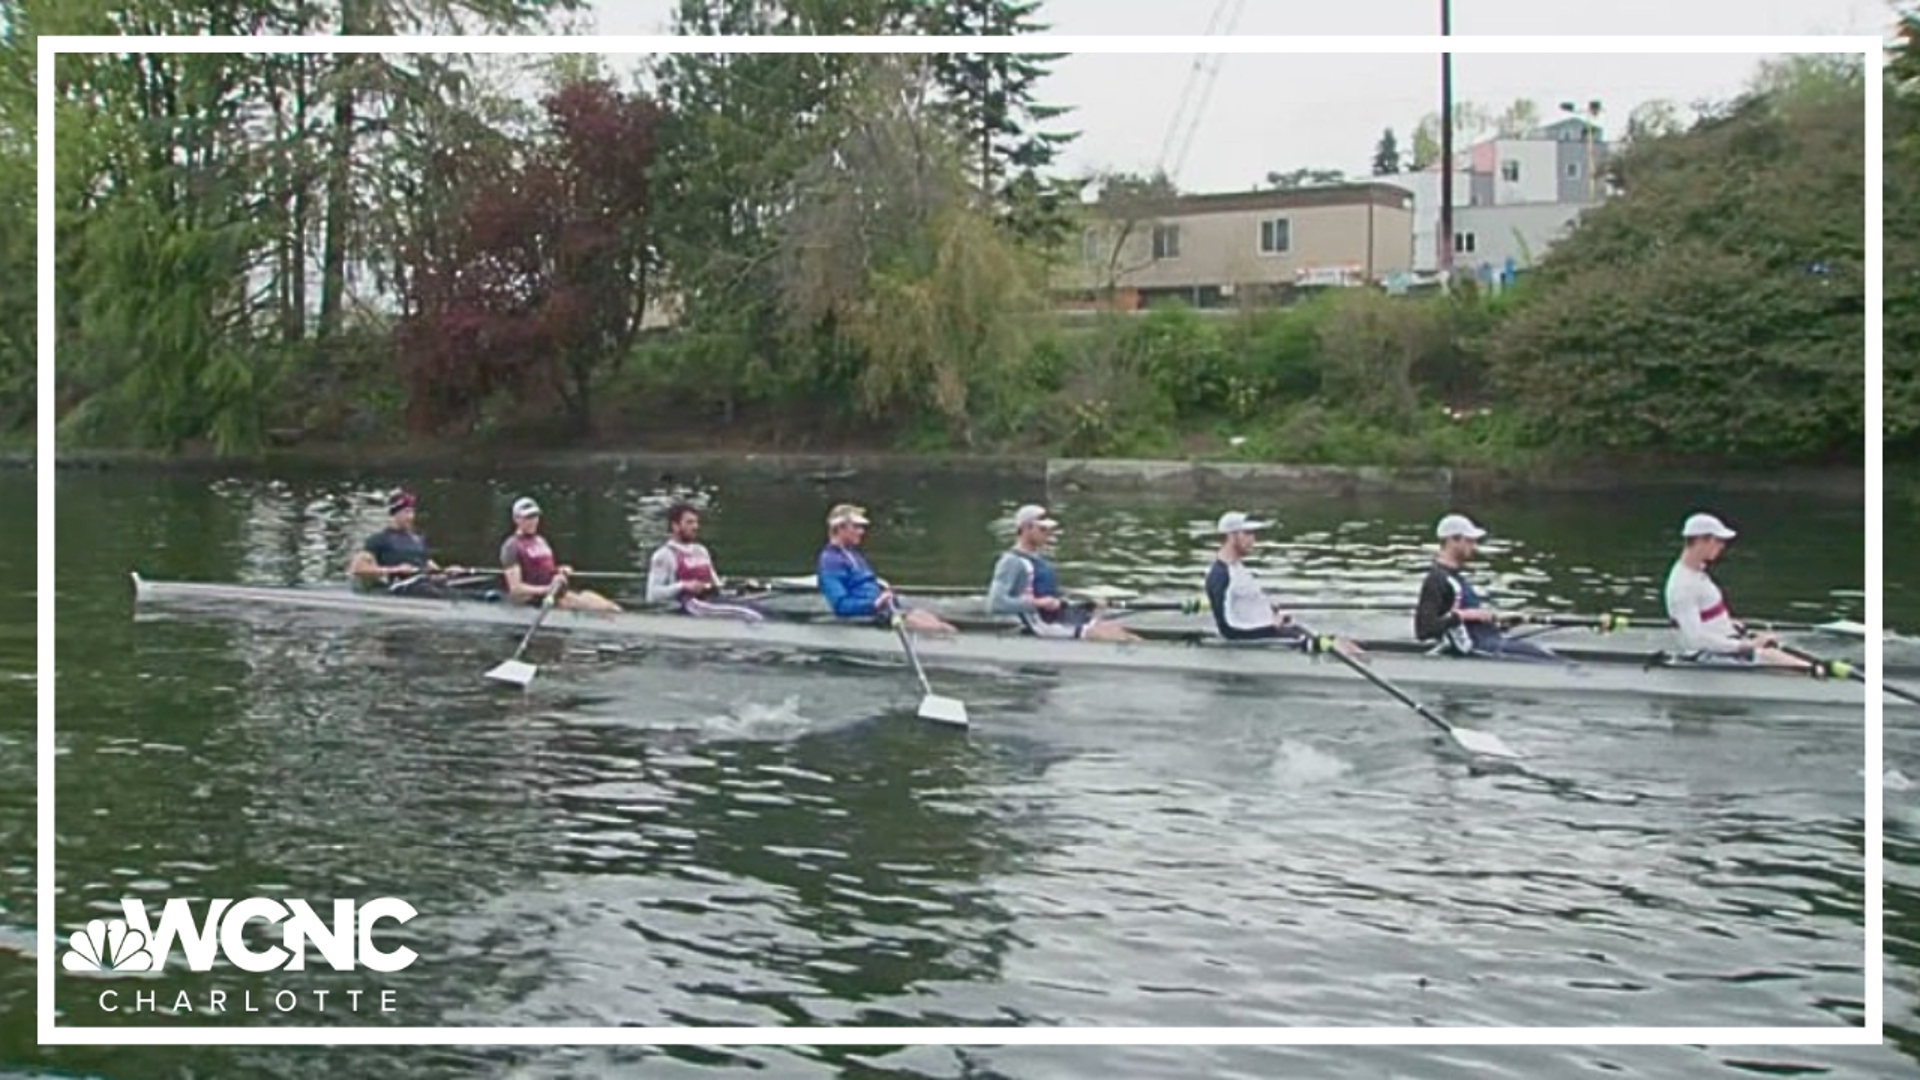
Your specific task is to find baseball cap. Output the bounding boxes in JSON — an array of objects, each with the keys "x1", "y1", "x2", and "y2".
[
  {"x1": 1217, "y1": 511, "x2": 1273, "y2": 534},
  {"x1": 827, "y1": 503, "x2": 870, "y2": 527},
  {"x1": 511, "y1": 497, "x2": 542, "y2": 519},
  {"x1": 387, "y1": 489, "x2": 417, "y2": 515},
  {"x1": 1681, "y1": 512, "x2": 1737, "y2": 540},
  {"x1": 1436, "y1": 513, "x2": 1488, "y2": 540},
  {"x1": 1013, "y1": 504, "x2": 1059, "y2": 530}
]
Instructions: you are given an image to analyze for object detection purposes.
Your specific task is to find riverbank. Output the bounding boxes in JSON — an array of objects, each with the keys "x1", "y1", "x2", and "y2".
[{"x1": 7, "y1": 444, "x2": 1868, "y2": 499}]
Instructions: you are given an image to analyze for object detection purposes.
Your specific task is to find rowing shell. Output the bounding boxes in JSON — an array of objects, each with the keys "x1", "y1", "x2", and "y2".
[{"x1": 128, "y1": 574, "x2": 1894, "y2": 710}]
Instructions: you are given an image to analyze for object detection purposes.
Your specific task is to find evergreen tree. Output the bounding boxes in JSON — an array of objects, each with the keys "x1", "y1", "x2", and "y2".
[
  {"x1": 919, "y1": 0, "x2": 1079, "y2": 248},
  {"x1": 1371, "y1": 128, "x2": 1401, "y2": 175}
]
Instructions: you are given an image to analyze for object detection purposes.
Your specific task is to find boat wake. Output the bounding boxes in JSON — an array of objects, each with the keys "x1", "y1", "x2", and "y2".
[{"x1": 1268, "y1": 741, "x2": 1354, "y2": 786}]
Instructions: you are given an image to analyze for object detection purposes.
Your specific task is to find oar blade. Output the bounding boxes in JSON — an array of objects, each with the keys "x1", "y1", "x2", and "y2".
[
  {"x1": 1448, "y1": 725, "x2": 1523, "y2": 761},
  {"x1": 485, "y1": 658, "x2": 539, "y2": 687},
  {"x1": 1816, "y1": 620, "x2": 1868, "y2": 639},
  {"x1": 917, "y1": 692, "x2": 970, "y2": 728}
]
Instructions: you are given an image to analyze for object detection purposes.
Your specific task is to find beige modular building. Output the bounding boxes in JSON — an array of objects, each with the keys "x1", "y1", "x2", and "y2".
[{"x1": 1052, "y1": 183, "x2": 1417, "y2": 309}]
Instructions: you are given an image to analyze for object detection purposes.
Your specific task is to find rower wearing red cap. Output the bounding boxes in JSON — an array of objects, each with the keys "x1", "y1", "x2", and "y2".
[{"x1": 347, "y1": 489, "x2": 470, "y2": 598}]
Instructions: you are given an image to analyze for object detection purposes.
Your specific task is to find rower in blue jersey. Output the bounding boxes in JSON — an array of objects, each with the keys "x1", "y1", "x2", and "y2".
[
  {"x1": 986, "y1": 505, "x2": 1138, "y2": 642},
  {"x1": 816, "y1": 503, "x2": 956, "y2": 633},
  {"x1": 1414, "y1": 514, "x2": 1561, "y2": 662}
]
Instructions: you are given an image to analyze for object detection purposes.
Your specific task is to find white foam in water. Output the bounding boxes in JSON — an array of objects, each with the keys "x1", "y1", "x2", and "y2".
[
  {"x1": 1269, "y1": 740, "x2": 1353, "y2": 786},
  {"x1": 701, "y1": 694, "x2": 813, "y2": 739}
]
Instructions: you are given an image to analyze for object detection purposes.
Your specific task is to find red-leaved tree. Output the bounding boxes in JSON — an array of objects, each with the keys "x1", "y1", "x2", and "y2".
[{"x1": 398, "y1": 78, "x2": 663, "y2": 436}]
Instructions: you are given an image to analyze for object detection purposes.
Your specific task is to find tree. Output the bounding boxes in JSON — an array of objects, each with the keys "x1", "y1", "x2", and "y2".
[
  {"x1": 1371, "y1": 128, "x2": 1401, "y2": 175},
  {"x1": 1410, "y1": 102, "x2": 1492, "y2": 168},
  {"x1": 1264, "y1": 167, "x2": 1346, "y2": 190},
  {"x1": 1495, "y1": 98, "x2": 1540, "y2": 136},
  {"x1": 0, "y1": 0, "x2": 33, "y2": 432},
  {"x1": 396, "y1": 78, "x2": 663, "y2": 436},
  {"x1": 777, "y1": 56, "x2": 1043, "y2": 446},
  {"x1": 1488, "y1": 62, "x2": 1866, "y2": 460},
  {"x1": 1079, "y1": 169, "x2": 1179, "y2": 298},
  {"x1": 1888, "y1": 13, "x2": 1920, "y2": 450},
  {"x1": 920, "y1": 0, "x2": 1079, "y2": 249},
  {"x1": 1624, "y1": 99, "x2": 1685, "y2": 145}
]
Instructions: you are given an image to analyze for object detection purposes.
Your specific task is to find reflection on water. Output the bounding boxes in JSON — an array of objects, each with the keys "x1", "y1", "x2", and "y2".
[{"x1": 0, "y1": 466, "x2": 1906, "y2": 1078}]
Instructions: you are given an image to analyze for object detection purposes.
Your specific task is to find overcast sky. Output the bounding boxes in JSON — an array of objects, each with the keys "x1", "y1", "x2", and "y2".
[{"x1": 583, "y1": 0, "x2": 1889, "y2": 191}]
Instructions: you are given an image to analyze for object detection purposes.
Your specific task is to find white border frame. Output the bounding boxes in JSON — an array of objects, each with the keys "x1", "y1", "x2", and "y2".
[{"x1": 37, "y1": 33, "x2": 1884, "y2": 1047}]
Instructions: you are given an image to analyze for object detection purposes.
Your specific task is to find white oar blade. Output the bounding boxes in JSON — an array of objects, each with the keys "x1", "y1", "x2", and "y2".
[
  {"x1": 1816, "y1": 620, "x2": 1867, "y2": 639},
  {"x1": 917, "y1": 693, "x2": 970, "y2": 728},
  {"x1": 485, "y1": 659, "x2": 539, "y2": 687},
  {"x1": 1450, "y1": 726, "x2": 1522, "y2": 760}
]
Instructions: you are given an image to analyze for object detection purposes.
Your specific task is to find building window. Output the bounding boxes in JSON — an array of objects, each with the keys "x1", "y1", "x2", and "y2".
[
  {"x1": 1500, "y1": 160, "x2": 1520, "y2": 182},
  {"x1": 1151, "y1": 224, "x2": 1181, "y2": 260},
  {"x1": 1566, "y1": 162, "x2": 1581, "y2": 178},
  {"x1": 1259, "y1": 217, "x2": 1291, "y2": 254},
  {"x1": 1081, "y1": 229, "x2": 1103, "y2": 263},
  {"x1": 1453, "y1": 232, "x2": 1477, "y2": 254}
]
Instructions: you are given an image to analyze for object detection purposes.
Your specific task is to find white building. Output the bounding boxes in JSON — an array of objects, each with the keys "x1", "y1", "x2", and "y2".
[{"x1": 1381, "y1": 116, "x2": 1609, "y2": 277}]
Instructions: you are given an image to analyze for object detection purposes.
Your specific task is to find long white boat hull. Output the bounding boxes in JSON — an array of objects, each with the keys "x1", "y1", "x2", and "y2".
[{"x1": 126, "y1": 574, "x2": 1892, "y2": 710}]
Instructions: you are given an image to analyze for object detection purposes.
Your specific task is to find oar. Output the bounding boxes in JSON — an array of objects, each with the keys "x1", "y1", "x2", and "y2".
[
  {"x1": 1775, "y1": 643, "x2": 1920, "y2": 706},
  {"x1": 885, "y1": 603, "x2": 968, "y2": 727},
  {"x1": 1310, "y1": 638, "x2": 1521, "y2": 760},
  {"x1": 485, "y1": 585, "x2": 561, "y2": 687}
]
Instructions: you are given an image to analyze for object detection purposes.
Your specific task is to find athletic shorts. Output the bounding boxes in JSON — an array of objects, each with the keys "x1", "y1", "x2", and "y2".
[
  {"x1": 1220, "y1": 623, "x2": 1304, "y2": 643},
  {"x1": 1019, "y1": 607, "x2": 1096, "y2": 640}
]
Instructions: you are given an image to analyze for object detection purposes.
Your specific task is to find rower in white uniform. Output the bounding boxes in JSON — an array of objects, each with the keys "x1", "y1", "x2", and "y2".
[
  {"x1": 1203, "y1": 512, "x2": 1363, "y2": 657},
  {"x1": 1663, "y1": 512, "x2": 1810, "y2": 669}
]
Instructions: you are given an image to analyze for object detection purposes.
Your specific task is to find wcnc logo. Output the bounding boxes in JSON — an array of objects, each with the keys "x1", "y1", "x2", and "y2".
[{"x1": 62, "y1": 898, "x2": 417, "y2": 975}]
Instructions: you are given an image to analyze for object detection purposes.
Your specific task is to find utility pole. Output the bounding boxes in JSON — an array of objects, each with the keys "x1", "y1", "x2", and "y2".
[{"x1": 1438, "y1": 0, "x2": 1454, "y2": 281}]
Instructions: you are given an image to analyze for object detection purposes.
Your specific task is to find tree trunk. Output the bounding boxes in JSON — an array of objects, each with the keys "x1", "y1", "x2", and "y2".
[{"x1": 318, "y1": 52, "x2": 354, "y2": 342}]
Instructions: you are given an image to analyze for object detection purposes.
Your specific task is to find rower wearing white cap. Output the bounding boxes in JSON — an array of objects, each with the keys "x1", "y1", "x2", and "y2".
[
  {"x1": 816, "y1": 503, "x2": 956, "y2": 634},
  {"x1": 499, "y1": 497, "x2": 621, "y2": 612},
  {"x1": 1204, "y1": 512, "x2": 1363, "y2": 656},
  {"x1": 986, "y1": 505, "x2": 1140, "y2": 642},
  {"x1": 1414, "y1": 513, "x2": 1559, "y2": 662},
  {"x1": 1663, "y1": 512, "x2": 1809, "y2": 669}
]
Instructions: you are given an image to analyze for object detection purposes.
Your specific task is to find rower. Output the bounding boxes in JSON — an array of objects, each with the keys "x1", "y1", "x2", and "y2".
[
  {"x1": 645, "y1": 502, "x2": 764, "y2": 622},
  {"x1": 816, "y1": 503, "x2": 956, "y2": 633},
  {"x1": 346, "y1": 489, "x2": 474, "y2": 599},
  {"x1": 1204, "y1": 511, "x2": 1362, "y2": 656},
  {"x1": 1663, "y1": 512, "x2": 1811, "y2": 669},
  {"x1": 1415, "y1": 514, "x2": 1560, "y2": 662},
  {"x1": 499, "y1": 497, "x2": 621, "y2": 612},
  {"x1": 987, "y1": 505, "x2": 1139, "y2": 642}
]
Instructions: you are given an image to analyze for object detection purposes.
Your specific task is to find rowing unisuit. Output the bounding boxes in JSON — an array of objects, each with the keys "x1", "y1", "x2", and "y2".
[
  {"x1": 1414, "y1": 514, "x2": 1559, "y2": 662},
  {"x1": 645, "y1": 502, "x2": 763, "y2": 622},
  {"x1": 985, "y1": 505, "x2": 1136, "y2": 642}
]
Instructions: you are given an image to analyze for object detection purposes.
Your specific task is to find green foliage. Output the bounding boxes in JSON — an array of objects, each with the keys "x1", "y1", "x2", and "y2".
[
  {"x1": 1889, "y1": 15, "x2": 1920, "y2": 451},
  {"x1": 1487, "y1": 64, "x2": 1865, "y2": 460},
  {"x1": 919, "y1": 0, "x2": 1078, "y2": 249}
]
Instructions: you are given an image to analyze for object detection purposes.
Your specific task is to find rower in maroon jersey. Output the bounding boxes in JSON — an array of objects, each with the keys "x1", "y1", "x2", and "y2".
[
  {"x1": 644, "y1": 503, "x2": 765, "y2": 622},
  {"x1": 498, "y1": 497, "x2": 621, "y2": 612}
]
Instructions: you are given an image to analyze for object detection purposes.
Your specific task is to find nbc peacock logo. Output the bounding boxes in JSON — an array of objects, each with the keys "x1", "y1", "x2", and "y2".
[{"x1": 62, "y1": 918, "x2": 157, "y2": 974}]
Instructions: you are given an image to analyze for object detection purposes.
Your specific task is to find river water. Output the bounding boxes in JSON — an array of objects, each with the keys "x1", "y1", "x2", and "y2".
[{"x1": 4, "y1": 463, "x2": 1913, "y2": 1077}]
